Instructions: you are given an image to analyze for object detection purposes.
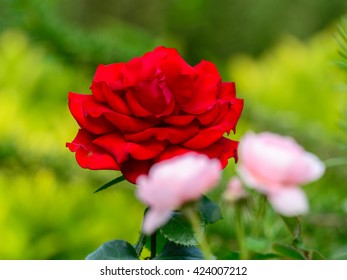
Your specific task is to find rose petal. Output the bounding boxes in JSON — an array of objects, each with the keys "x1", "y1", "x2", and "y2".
[
  {"x1": 196, "y1": 102, "x2": 227, "y2": 126},
  {"x1": 162, "y1": 115, "x2": 196, "y2": 126},
  {"x1": 219, "y1": 82, "x2": 237, "y2": 101},
  {"x1": 93, "y1": 132, "x2": 168, "y2": 164},
  {"x1": 66, "y1": 129, "x2": 119, "y2": 170},
  {"x1": 68, "y1": 92, "x2": 114, "y2": 135},
  {"x1": 179, "y1": 75, "x2": 219, "y2": 114},
  {"x1": 199, "y1": 138, "x2": 239, "y2": 167},
  {"x1": 142, "y1": 209, "x2": 172, "y2": 235},
  {"x1": 91, "y1": 81, "x2": 131, "y2": 115},
  {"x1": 93, "y1": 63, "x2": 124, "y2": 84},
  {"x1": 286, "y1": 152, "x2": 325, "y2": 185},
  {"x1": 120, "y1": 158, "x2": 153, "y2": 184},
  {"x1": 239, "y1": 132, "x2": 301, "y2": 186},
  {"x1": 124, "y1": 124, "x2": 199, "y2": 144},
  {"x1": 194, "y1": 60, "x2": 221, "y2": 78},
  {"x1": 183, "y1": 127, "x2": 226, "y2": 149},
  {"x1": 268, "y1": 188, "x2": 309, "y2": 217}
]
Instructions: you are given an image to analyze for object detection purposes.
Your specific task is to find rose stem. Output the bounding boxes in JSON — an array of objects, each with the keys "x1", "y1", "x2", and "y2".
[
  {"x1": 185, "y1": 207, "x2": 214, "y2": 260},
  {"x1": 252, "y1": 194, "x2": 267, "y2": 238},
  {"x1": 235, "y1": 204, "x2": 248, "y2": 260}
]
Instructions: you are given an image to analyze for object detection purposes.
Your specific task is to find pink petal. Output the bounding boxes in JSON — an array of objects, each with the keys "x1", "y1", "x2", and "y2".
[
  {"x1": 287, "y1": 152, "x2": 325, "y2": 185},
  {"x1": 142, "y1": 209, "x2": 172, "y2": 235},
  {"x1": 268, "y1": 188, "x2": 309, "y2": 217}
]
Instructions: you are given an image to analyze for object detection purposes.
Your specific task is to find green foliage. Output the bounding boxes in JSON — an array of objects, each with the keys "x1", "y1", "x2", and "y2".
[
  {"x1": 272, "y1": 243, "x2": 306, "y2": 260},
  {"x1": 86, "y1": 240, "x2": 138, "y2": 260},
  {"x1": 199, "y1": 196, "x2": 223, "y2": 224},
  {"x1": 0, "y1": 29, "x2": 144, "y2": 259},
  {"x1": 0, "y1": 0, "x2": 160, "y2": 67},
  {"x1": 229, "y1": 30, "x2": 345, "y2": 134},
  {"x1": 1, "y1": 0, "x2": 346, "y2": 68},
  {"x1": 160, "y1": 212, "x2": 203, "y2": 247},
  {"x1": 154, "y1": 242, "x2": 204, "y2": 260}
]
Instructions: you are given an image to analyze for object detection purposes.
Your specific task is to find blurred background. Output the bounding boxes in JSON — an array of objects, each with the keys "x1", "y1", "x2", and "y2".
[{"x1": 1, "y1": 0, "x2": 347, "y2": 259}]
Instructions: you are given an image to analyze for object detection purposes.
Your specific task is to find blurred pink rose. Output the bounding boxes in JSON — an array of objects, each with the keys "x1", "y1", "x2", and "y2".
[
  {"x1": 136, "y1": 153, "x2": 221, "y2": 234},
  {"x1": 237, "y1": 132, "x2": 325, "y2": 216},
  {"x1": 223, "y1": 177, "x2": 247, "y2": 202}
]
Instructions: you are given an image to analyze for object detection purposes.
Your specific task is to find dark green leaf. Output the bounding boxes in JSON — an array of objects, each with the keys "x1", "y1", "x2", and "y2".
[
  {"x1": 198, "y1": 196, "x2": 222, "y2": 224},
  {"x1": 154, "y1": 242, "x2": 204, "y2": 260},
  {"x1": 160, "y1": 211, "x2": 204, "y2": 246},
  {"x1": 86, "y1": 240, "x2": 138, "y2": 260},
  {"x1": 94, "y1": 175, "x2": 125, "y2": 193},
  {"x1": 272, "y1": 243, "x2": 306, "y2": 260}
]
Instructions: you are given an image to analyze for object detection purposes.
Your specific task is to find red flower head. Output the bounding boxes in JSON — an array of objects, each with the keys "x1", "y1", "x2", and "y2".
[{"x1": 67, "y1": 46, "x2": 243, "y2": 183}]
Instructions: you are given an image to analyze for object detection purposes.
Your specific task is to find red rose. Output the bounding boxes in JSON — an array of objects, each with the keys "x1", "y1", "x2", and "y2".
[{"x1": 67, "y1": 46, "x2": 243, "y2": 183}]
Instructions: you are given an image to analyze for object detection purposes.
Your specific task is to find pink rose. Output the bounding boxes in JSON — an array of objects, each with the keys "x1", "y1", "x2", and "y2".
[
  {"x1": 223, "y1": 177, "x2": 247, "y2": 202},
  {"x1": 237, "y1": 132, "x2": 325, "y2": 216},
  {"x1": 136, "y1": 153, "x2": 221, "y2": 234}
]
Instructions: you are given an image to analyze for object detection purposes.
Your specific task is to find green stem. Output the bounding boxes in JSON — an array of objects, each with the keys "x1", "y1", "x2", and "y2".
[
  {"x1": 252, "y1": 195, "x2": 267, "y2": 238},
  {"x1": 134, "y1": 232, "x2": 147, "y2": 258},
  {"x1": 150, "y1": 231, "x2": 157, "y2": 259},
  {"x1": 184, "y1": 208, "x2": 214, "y2": 260},
  {"x1": 235, "y1": 204, "x2": 248, "y2": 260}
]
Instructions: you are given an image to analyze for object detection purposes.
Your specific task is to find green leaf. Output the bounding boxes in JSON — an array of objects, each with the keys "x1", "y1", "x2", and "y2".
[
  {"x1": 198, "y1": 196, "x2": 222, "y2": 224},
  {"x1": 133, "y1": 232, "x2": 147, "y2": 258},
  {"x1": 154, "y1": 242, "x2": 204, "y2": 260},
  {"x1": 86, "y1": 240, "x2": 138, "y2": 260},
  {"x1": 272, "y1": 243, "x2": 306, "y2": 260},
  {"x1": 309, "y1": 250, "x2": 325, "y2": 260},
  {"x1": 160, "y1": 211, "x2": 204, "y2": 246},
  {"x1": 280, "y1": 216, "x2": 302, "y2": 245},
  {"x1": 94, "y1": 175, "x2": 125, "y2": 193}
]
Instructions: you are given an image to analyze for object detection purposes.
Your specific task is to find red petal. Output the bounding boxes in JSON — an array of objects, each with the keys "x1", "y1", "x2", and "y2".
[
  {"x1": 163, "y1": 115, "x2": 196, "y2": 126},
  {"x1": 179, "y1": 74, "x2": 220, "y2": 114},
  {"x1": 154, "y1": 146, "x2": 193, "y2": 163},
  {"x1": 91, "y1": 81, "x2": 131, "y2": 115},
  {"x1": 199, "y1": 138, "x2": 239, "y2": 167},
  {"x1": 183, "y1": 126, "x2": 226, "y2": 149},
  {"x1": 194, "y1": 60, "x2": 221, "y2": 78},
  {"x1": 103, "y1": 110, "x2": 153, "y2": 133},
  {"x1": 197, "y1": 101, "x2": 228, "y2": 126},
  {"x1": 93, "y1": 63, "x2": 124, "y2": 84},
  {"x1": 124, "y1": 124, "x2": 199, "y2": 144},
  {"x1": 93, "y1": 132, "x2": 168, "y2": 163},
  {"x1": 66, "y1": 129, "x2": 119, "y2": 170},
  {"x1": 120, "y1": 158, "x2": 153, "y2": 184},
  {"x1": 154, "y1": 138, "x2": 238, "y2": 169},
  {"x1": 219, "y1": 82, "x2": 236, "y2": 101},
  {"x1": 68, "y1": 92, "x2": 114, "y2": 135}
]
